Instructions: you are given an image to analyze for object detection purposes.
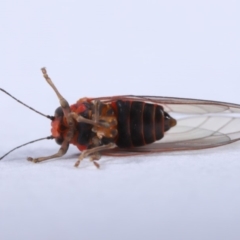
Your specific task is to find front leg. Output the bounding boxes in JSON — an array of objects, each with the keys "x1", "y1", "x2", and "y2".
[{"x1": 27, "y1": 140, "x2": 69, "y2": 163}]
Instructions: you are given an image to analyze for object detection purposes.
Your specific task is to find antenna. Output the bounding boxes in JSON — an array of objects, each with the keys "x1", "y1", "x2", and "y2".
[
  {"x1": 0, "y1": 88, "x2": 54, "y2": 120},
  {"x1": 0, "y1": 136, "x2": 54, "y2": 160}
]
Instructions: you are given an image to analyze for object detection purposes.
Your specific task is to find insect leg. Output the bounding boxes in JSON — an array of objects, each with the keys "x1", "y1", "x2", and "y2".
[
  {"x1": 74, "y1": 143, "x2": 116, "y2": 168},
  {"x1": 89, "y1": 152, "x2": 101, "y2": 168},
  {"x1": 27, "y1": 140, "x2": 69, "y2": 163},
  {"x1": 92, "y1": 100, "x2": 101, "y2": 123},
  {"x1": 41, "y1": 68, "x2": 71, "y2": 115},
  {"x1": 70, "y1": 112, "x2": 110, "y2": 128},
  {"x1": 92, "y1": 100, "x2": 117, "y2": 126}
]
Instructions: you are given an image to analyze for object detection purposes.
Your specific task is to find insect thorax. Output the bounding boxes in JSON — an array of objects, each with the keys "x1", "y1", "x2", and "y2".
[{"x1": 71, "y1": 101, "x2": 118, "y2": 150}]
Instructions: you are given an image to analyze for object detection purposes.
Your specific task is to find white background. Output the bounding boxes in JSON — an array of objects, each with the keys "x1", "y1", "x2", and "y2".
[{"x1": 0, "y1": 1, "x2": 240, "y2": 240}]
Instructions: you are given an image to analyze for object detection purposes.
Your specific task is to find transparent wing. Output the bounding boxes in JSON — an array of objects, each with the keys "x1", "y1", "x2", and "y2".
[
  {"x1": 90, "y1": 95, "x2": 240, "y2": 155},
  {"x1": 92, "y1": 95, "x2": 240, "y2": 114},
  {"x1": 102, "y1": 116, "x2": 240, "y2": 156}
]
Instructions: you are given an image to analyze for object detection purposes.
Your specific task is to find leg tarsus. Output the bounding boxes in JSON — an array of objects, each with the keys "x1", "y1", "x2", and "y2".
[
  {"x1": 93, "y1": 161, "x2": 100, "y2": 168},
  {"x1": 90, "y1": 152, "x2": 101, "y2": 168},
  {"x1": 27, "y1": 157, "x2": 40, "y2": 163}
]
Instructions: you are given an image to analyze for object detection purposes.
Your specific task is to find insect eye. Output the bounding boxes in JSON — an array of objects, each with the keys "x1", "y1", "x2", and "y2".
[
  {"x1": 55, "y1": 137, "x2": 64, "y2": 145},
  {"x1": 54, "y1": 107, "x2": 63, "y2": 117}
]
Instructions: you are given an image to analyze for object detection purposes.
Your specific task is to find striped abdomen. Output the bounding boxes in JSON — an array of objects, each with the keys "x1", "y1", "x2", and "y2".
[{"x1": 113, "y1": 100, "x2": 176, "y2": 148}]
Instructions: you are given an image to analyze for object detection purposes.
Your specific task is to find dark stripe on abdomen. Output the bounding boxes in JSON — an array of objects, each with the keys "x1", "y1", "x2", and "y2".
[
  {"x1": 130, "y1": 102, "x2": 144, "y2": 146},
  {"x1": 155, "y1": 105, "x2": 164, "y2": 140},
  {"x1": 115, "y1": 101, "x2": 132, "y2": 148},
  {"x1": 143, "y1": 104, "x2": 155, "y2": 144}
]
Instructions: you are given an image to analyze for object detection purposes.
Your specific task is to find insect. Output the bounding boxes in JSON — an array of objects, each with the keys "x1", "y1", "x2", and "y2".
[{"x1": 1, "y1": 68, "x2": 240, "y2": 168}]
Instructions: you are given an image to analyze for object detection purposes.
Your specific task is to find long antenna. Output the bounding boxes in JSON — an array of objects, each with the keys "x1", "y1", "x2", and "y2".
[
  {"x1": 0, "y1": 136, "x2": 54, "y2": 160},
  {"x1": 0, "y1": 88, "x2": 54, "y2": 120}
]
